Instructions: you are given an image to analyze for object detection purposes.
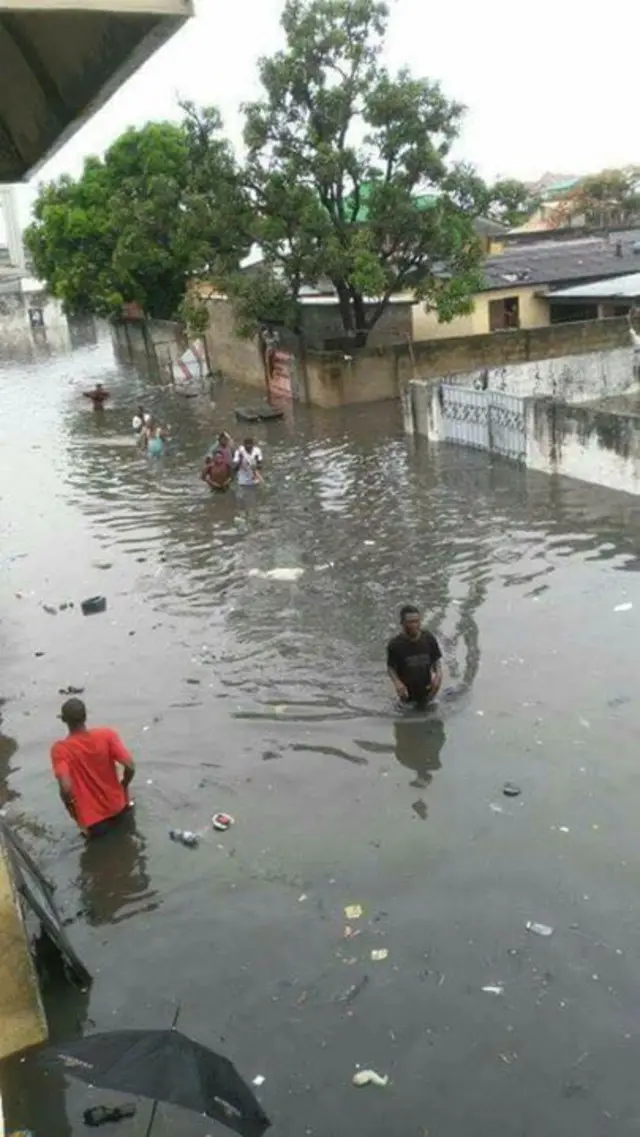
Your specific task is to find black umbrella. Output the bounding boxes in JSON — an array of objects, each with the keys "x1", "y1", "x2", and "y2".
[{"x1": 42, "y1": 1029, "x2": 271, "y2": 1137}]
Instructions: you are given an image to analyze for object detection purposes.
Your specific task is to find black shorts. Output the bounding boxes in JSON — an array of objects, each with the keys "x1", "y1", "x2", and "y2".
[
  {"x1": 401, "y1": 688, "x2": 434, "y2": 709},
  {"x1": 87, "y1": 806, "x2": 131, "y2": 839}
]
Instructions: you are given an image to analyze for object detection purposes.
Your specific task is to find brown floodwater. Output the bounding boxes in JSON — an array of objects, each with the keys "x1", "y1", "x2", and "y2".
[{"x1": 2, "y1": 329, "x2": 640, "y2": 1136}]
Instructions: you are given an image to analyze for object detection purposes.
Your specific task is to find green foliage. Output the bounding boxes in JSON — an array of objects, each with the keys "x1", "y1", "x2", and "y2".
[
  {"x1": 486, "y1": 178, "x2": 539, "y2": 229},
  {"x1": 570, "y1": 167, "x2": 640, "y2": 227},
  {"x1": 25, "y1": 115, "x2": 248, "y2": 321},
  {"x1": 233, "y1": 0, "x2": 484, "y2": 343}
]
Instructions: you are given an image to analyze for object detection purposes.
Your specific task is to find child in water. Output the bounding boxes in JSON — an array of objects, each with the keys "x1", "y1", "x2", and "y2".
[{"x1": 147, "y1": 425, "x2": 168, "y2": 457}]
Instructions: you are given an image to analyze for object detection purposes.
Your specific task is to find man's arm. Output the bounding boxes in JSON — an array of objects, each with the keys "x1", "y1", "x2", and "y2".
[
  {"x1": 56, "y1": 773, "x2": 77, "y2": 819},
  {"x1": 107, "y1": 731, "x2": 136, "y2": 788},
  {"x1": 51, "y1": 745, "x2": 77, "y2": 820},
  {"x1": 386, "y1": 644, "x2": 408, "y2": 699},
  {"x1": 430, "y1": 637, "x2": 443, "y2": 694}
]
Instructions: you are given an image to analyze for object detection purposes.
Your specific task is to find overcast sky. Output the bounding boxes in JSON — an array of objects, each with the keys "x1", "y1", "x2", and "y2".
[{"x1": 8, "y1": 0, "x2": 640, "y2": 229}]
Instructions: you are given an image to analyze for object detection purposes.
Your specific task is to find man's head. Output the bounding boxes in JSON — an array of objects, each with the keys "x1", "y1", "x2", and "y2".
[
  {"x1": 96, "y1": 382, "x2": 103, "y2": 390},
  {"x1": 60, "y1": 697, "x2": 87, "y2": 730},
  {"x1": 243, "y1": 436, "x2": 254, "y2": 451},
  {"x1": 400, "y1": 604, "x2": 421, "y2": 639},
  {"x1": 219, "y1": 431, "x2": 230, "y2": 444}
]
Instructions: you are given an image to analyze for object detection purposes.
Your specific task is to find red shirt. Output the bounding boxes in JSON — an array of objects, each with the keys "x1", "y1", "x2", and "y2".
[{"x1": 51, "y1": 727, "x2": 131, "y2": 828}]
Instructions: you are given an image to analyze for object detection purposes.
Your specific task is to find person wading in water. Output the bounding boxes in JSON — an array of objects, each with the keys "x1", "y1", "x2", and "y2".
[
  {"x1": 50, "y1": 698, "x2": 136, "y2": 838},
  {"x1": 82, "y1": 382, "x2": 110, "y2": 409},
  {"x1": 386, "y1": 604, "x2": 443, "y2": 708}
]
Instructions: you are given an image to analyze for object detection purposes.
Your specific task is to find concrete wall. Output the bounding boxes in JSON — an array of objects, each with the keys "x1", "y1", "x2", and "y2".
[
  {"x1": 306, "y1": 316, "x2": 632, "y2": 407},
  {"x1": 420, "y1": 347, "x2": 636, "y2": 404},
  {"x1": 0, "y1": 846, "x2": 47, "y2": 1060},
  {"x1": 0, "y1": 288, "x2": 69, "y2": 357},
  {"x1": 526, "y1": 399, "x2": 640, "y2": 494},
  {"x1": 112, "y1": 318, "x2": 188, "y2": 373},
  {"x1": 305, "y1": 349, "x2": 397, "y2": 408},
  {"x1": 412, "y1": 285, "x2": 551, "y2": 340},
  {"x1": 203, "y1": 299, "x2": 266, "y2": 390}
]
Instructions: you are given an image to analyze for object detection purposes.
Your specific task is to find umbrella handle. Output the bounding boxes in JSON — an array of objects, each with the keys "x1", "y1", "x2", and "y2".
[{"x1": 144, "y1": 1099, "x2": 159, "y2": 1137}]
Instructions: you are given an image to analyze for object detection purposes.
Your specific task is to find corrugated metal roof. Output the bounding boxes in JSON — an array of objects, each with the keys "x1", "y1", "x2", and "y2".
[
  {"x1": 483, "y1": 233, "x2": 640, "y2": 291},
  {"x1": 549, "y1": 272, "x2": 640, "y2": 300}
]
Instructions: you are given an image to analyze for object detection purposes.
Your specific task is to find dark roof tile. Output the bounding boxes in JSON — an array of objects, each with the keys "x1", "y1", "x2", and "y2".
[{"x1": 483, "y1": 232, "x2": 640, "y2": 291}]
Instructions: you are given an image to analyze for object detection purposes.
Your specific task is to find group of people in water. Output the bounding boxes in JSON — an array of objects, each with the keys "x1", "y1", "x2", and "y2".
[
  {"x1": 201, "y1": 431, "x2": 263, "y2": 491},
  {"x1": 82, "y1": 384, "x2": 263, "y2": 489},
  {"x1": 131, "y1": 404, "x2": 170, "y2": 456}
]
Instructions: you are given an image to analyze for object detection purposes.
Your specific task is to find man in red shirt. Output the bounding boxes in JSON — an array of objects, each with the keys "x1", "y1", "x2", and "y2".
[{"x1": 51, "y1": 699, "x2": 135, "y2": 838}]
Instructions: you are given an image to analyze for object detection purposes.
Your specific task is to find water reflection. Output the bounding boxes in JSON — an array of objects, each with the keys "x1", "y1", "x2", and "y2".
[
  {"x1": 3, "y1": 935, "x2": 90, "y2": 1137},
  {"x1": 77, "y1": 813, "x2": 157, "y2": 927},
  {"x1": 394, "y1": 712, "x2": 446, "y2": 797}
]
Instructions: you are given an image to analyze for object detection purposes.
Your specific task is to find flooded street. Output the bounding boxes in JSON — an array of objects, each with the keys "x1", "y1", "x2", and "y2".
[{"x1": 3, "y1": 329, "x2": 640, "y2": 1136}]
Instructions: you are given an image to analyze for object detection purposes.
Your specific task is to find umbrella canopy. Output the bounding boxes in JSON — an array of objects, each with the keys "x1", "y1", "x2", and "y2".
[{"x1": 42, "y1": 1029, "x2": 270, "y2": 1137}]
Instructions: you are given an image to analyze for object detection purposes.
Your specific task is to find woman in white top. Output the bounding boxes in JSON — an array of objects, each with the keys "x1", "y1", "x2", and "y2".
[
  {"x1": 234, "y1": 437, "x2": 263, "y2": 486},
  {"x1": 132, "y1": 404, "x2": 145, "y2": 433}
]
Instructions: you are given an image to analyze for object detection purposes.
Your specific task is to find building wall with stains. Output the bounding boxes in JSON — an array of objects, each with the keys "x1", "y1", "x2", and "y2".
[
  {"x1": 526, "y1": 400, "x2": 640, "y2": 495},
  {"x1": 412, "y1": 285, "x2": 551, "y2": 341},
  {"x1": 418, "y1": 347, "x2": 635, "y2": 404}
]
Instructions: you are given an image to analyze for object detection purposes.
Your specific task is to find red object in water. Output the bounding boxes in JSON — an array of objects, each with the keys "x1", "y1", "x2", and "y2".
[{"x1": 212, "y1": 812, "x2": 234, "y2": 832}]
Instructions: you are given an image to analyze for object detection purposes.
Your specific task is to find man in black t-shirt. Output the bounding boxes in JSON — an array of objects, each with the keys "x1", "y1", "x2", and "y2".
[{"x1": 387, "y1": 604, "x2": 443, "y2": 707}]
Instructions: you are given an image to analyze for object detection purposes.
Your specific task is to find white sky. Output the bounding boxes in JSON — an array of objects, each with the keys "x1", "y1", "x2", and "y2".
[{"x1": 8, "y1": 0, "x2": 640, "y2": 229}]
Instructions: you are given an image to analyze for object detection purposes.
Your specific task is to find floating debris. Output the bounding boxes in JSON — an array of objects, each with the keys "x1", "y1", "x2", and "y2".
[
  {"x1": 526, "y1": 921, "x2": 554, "y2": 937},
  {"x1": 371, "y1": 949, "x2": 389, "y2": 962},
  {"x1": 502, "y1": 782, "x2": 521, "y2": 797},
  {"x1": 337, "y1": 976, "x2": 369, "y2": 1004},
  {"x1": 81, "y1": 595, "x2": 107, "y2": 616},
  {"x1": 352, "y1": 1069, "x2": 388, "y2": 1088},
  {"x1": 249, "y1": 567, "x2": 304, "y2": 582},
  {"x1": 212, "y1": 812, "x2": 234, "y2": 832},
  {"x1": 614, "y1": 602, "x2": 633, "y2": 612},
  {"x1": 344, "y1": 904, "x2": 363, "y2": 920},
  {"x1": 252, "y1": 1075, "x2": 266, "y2": 1087},
  {"x1": 482, "y1": 984, "x2": 504, "y2": 995}
]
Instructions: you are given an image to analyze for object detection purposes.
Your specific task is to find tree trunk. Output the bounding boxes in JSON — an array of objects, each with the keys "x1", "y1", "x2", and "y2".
[
  {"x1": 351, "y1": 291, "x2": 367, "y2": 348},
  {"x1": 335, "y1": 282, "x2": 355, "y2": 336}
]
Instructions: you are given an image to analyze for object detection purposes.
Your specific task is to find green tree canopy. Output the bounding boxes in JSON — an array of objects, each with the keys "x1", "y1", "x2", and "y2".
[
  {"x1": 25, "y1": 114, "x2": 248, "y2": 321},
  {"x1": 486, "y1": 178, "x2": 539, "y2": 229},
  {"x1": 227, "y1": 0, "x2": 485, "y2": 344},
  {"x1": 569, "y1": 167, "x2": 640, "y2": 228}
]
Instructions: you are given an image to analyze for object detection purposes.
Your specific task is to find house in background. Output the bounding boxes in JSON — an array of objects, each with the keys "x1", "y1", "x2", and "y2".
[
  {"x1": 412, "y1": 229, "x2": 640, "y2": 342},
  {"x1": 511, "y1": 173, "x2": 583, "y2": 234},
  {"x1": 548, "y1": 271, "x2": 640, "y2": 320}
]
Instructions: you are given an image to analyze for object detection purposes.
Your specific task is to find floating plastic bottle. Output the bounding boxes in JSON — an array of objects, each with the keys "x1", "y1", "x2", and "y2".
[{"x1": 169, "y1": 828, "x2": 199, "y2": 848}]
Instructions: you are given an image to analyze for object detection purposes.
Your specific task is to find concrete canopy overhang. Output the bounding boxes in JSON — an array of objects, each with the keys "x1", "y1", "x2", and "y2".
[{"x1": 0, "y1": 0, "x2": 193, "y2": 183}]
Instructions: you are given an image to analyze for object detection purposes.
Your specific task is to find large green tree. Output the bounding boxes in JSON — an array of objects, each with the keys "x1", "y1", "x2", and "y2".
[
  {"x1": 486, "y1": 178, "x2": 539, "y2": 229},
  {"x1": 568, "y1": 167, "x2": 640, "y2": 228},
  {"x1": 228, "y1": 0, "x2": 485, "y2": 345},
  {"x1": 25, "y1": 113, "x2": 248, "y2": 321}
]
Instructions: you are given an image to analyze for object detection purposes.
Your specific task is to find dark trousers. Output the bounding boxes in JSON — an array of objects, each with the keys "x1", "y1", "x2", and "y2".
[{"x1": 87, "y1": 806, "x2": 130, "y2": 839}]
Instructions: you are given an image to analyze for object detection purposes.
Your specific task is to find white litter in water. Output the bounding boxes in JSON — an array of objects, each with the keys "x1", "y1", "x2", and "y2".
[
  {"x1": 526, "y1": 920, "x2": 554, "y2": 937},
  {"x1": 364, "y1": 540, "x2": 376, "y2": 546},
  {"x1": 370, "y1": 948, "x2": 389, "y2": 962},
  {"x1": 352, "y1": 1070, "x2": 389, "y2": 1088},
  {"x1": 482, "y1": 985, "x2": 504, "y2": 995},
  {"x1": 252, "y1": 1075, "x2": 266, "y2": 1087},
  {"x1": 248, "y1": 567, "x2": 304, "y2": 582},
  {"x1": 614, "y1": 602, "x2": 633, "y2": 612}
]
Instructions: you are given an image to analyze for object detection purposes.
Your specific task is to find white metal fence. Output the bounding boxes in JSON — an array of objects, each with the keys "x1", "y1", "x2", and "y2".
[{"x1": 439, "y1": 384, "x2": 527, "y2": 463}]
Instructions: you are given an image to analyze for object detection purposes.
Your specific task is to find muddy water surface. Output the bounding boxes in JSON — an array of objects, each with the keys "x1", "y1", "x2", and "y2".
[{"x1": 2, "y1": 332, "x2": 640, "y2": 1136}]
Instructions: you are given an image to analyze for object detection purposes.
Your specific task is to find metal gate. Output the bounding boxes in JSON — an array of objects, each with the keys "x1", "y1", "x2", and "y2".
[{"x1": 439, "y1": 384, "x2": 526, "y2": 463}]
